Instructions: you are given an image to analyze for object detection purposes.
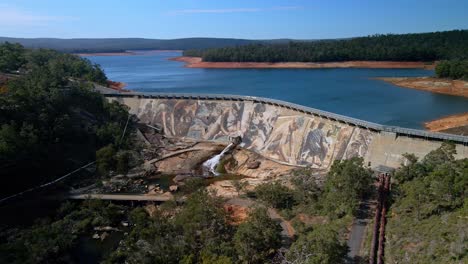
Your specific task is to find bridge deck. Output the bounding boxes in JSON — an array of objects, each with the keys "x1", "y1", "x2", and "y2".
[{"x1": 68, "y1": 193, "x2": 175, "y2": 202}]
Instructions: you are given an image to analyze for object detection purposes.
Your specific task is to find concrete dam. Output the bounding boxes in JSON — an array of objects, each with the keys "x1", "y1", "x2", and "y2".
[{"x1": 107, "y1": 93, "x2": 468, "y2": 170}]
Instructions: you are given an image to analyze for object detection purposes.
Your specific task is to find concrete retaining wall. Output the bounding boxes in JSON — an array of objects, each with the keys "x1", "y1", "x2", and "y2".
[{"x1": 107, "y1": 93, "x2": 468, "y2": 170}]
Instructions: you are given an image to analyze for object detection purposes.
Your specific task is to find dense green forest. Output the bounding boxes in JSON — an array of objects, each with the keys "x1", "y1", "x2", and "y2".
[
  {"x1": 0, "y1": 42, "x2": 133, "y2": 196},
  {"x1": 183, "y1": 30, "x2": 468, "y2": 62},
  {"x1": 435, "y1": 59, "x2": 468, "y2": 80},
  {"x1": 385, "y1": 143, "x2": 467, "y2": 263}
]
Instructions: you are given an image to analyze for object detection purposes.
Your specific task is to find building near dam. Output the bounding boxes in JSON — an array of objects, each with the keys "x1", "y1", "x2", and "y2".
[{"x1": 107, "y1": 93, "x2": 468, "y2": 171}]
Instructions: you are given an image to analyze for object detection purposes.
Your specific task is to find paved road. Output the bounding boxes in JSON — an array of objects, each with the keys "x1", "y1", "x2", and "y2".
[{"x1": 347, "y1": 200, "x2": 372, "y2": 263}]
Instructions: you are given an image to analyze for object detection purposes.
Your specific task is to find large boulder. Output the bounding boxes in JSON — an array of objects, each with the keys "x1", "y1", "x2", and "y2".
[
  {"x1": 246, "y1": 160, "x2": 261, "y2": 169},
  {"x1": 173, "y1": 174, "x2": 191, "y2": 183},
  {"x1": 229, "y1": 136, "x2": 242, "y2": 145}
]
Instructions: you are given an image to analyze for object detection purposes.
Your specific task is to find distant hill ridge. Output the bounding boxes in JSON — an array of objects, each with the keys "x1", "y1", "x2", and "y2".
[
  {"x1": 0, "y1": 37, "x2": 308, "y2": 53},
  {"x1": 2, "y1": 30, "x2": 466, "y2": 57}
]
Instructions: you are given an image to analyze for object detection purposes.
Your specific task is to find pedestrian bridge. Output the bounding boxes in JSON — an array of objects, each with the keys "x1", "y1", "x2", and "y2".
[{"x1": 68, "y1": 193, "x2": 175, "y2": 202}]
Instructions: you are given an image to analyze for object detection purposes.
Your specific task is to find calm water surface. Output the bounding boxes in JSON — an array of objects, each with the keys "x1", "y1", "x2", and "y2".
[{"x1": 86, "y1": 51, "x2": 467, "y2": 129}]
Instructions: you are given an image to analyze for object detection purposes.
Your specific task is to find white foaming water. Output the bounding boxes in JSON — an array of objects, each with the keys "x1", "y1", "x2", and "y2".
[{"x1": 203, "y1": 143, "x2": 234, "y2": 176}]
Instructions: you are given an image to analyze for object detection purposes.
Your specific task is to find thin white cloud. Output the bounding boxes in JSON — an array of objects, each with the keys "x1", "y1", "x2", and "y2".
[
  {"x1": 272, "y1": 6, "x2": 303, "y2": 11},
  {"x1": 170, "y1": 6, "x2": 303, "y2": 15},
  {"x1": 171, "y1": 8, "x2": 260, "y2": 14},
  {"x1": 0, "y1": 5, "x2": 77, "y2": 26}
]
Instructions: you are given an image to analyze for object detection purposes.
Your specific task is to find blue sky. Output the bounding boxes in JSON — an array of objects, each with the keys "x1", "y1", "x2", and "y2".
[{"x1": 1, "y1": 0, "x2": 467, "y2": 39}]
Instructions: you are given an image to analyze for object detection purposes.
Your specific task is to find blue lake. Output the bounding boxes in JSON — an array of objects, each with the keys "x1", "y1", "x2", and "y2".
[{"x1": 86, "y1": 51, "x2": 468, "y2": 129}]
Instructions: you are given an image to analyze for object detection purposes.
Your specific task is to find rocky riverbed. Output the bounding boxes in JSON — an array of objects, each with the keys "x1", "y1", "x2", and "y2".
[{"x1": 77, "y1": 123, "x2": 314, "y2": 198}]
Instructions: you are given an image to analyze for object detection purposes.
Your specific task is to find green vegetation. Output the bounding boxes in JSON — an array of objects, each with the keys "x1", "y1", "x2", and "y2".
[
  {"x1": 0, "y1": 200, "x2": 127, "y2": 263},
  {"x1": 104, "y1": 190, "x2": 282, "y2": 264},
  {"x1": 254, "y1": 157, "x2": 373, "y2": 218},
  {"x1": 0, "y1": 42, "x2": 107, "y2": 82},
  {"x1": 286, "y1": 223, "x2": 348, "y2": 264},
  {"x1": 250, "y1": 157, "x2": 373, "y2": 263},
  {"x1": 255, "y1": 181, "x2": 295, "y2": 209},
  {"x1": 0, "y1": 42, "x2": 25, "y2": 72},
  {"x1": 184, "y1": 30, "x2": 468, "y2": 62},
  {"x1": 0, "y1": 43, "x2": 133, "y2": 196},
  {"x1": 386, "y1": 142, "x2": 467, "y2": 263},
  {"x1": 0, "y1": 156, "x2": 369, "y2": 264},
  {"x1": 96, "y1": 145, "x2": 117, "y2": 176},
  {"x1": 435, "y1": 59, "x2": 468, "y2": 80},
  {"x1": 321, "y1": 158, "x2": 373, "y2": 217},
  {"x1": 233, "y1": 207, "x2": 282, "y2": 263}
]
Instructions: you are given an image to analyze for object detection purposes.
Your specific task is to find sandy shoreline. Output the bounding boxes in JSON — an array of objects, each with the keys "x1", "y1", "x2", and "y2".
[
  {"x1": 424, "y1": 113, "x2": 468, "y2": 134},
  {"x1": 170, "y1": 56, "x2": 435, "y2": 69},
  {"x1": 371, "y1": 77, "x2": 468, "y2": 134},
  {"x1": 377, "y1": 77, "x2": 468, "y2": 98}
]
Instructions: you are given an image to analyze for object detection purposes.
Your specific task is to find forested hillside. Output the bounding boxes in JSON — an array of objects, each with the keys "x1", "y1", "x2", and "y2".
[
  {"x1": 0, "y1": 42, "x2": 132, "y2": 196},
  {"x1": 183, "y1": 30, "x2": 468, "y2": 62},
  {"x1": 0, "y1": 37, "x2": 291, "y2": 53},
  {"x1": 386, "y1": 143, "x2": 467, "y2": 263}
]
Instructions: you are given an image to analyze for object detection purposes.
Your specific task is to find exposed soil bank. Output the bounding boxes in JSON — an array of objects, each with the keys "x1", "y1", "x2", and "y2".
[
  {"x1": 170, "y1": 56, "x2": 435, "y2": 69},
  {"x1": 378, "y1": 77, "x2": 468, "y2": 98},
  {"x1": 381, "y1": 77, "x2": 468, "y2": 135},
  {"x1": 106, "y1": 80, "x2": 128, "y2": 91},
  {"x1": 424, "y1": 113, "x2": 468, "y2": 135}
]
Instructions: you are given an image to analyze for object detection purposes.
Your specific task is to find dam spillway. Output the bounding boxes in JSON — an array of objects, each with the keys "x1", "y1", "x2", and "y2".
[{"x1": 107, "y1": 93, "x2": 468, "y2": 170}]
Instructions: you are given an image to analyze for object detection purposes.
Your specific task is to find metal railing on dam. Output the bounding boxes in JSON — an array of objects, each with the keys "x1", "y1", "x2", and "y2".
[{"x1": 105, "y1": 92, "x2": 468, "y2": 144}]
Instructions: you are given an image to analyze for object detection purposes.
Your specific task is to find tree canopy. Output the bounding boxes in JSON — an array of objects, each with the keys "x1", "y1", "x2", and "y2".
[
  {"x1": 184, "y1": 30, "x2": 468, "y2": 62},
  {"x1": 0, "y1": 43, "x2": 131, "y2": 196},
  {"x1": 0, "y1": 200, "x2": 127, "y2": 264},
  {"x1": 255, "y1": 182, "x2": 295, "y2": 210},
  {"x1": 104, "y1": 191, "x2": 282, "y2": 264},
  {"x1": 386, "y1": 142, "x2": 468, "y2": 263},
  {"x1": 286, "y1": 224, "x2": 348, "y2": 264},
  {"x1": 233, "y1": 207, "x2": 282, "y2": 264},
  {"x1": 0, "y1": 42, "x2": 25, "y2": 72},
  {"x1": 435, "y1": 59, "x2": 468, "y2": 80}
]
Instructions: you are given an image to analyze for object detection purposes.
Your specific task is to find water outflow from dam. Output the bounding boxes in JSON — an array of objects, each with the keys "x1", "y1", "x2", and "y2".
[{"x1": 203, "y1": 143, "x2": 235, "y2": 176}]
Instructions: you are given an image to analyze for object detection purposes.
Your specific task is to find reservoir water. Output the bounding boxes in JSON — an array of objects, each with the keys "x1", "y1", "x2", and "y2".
[{"x1": 86, "y1": 51, "x2": 467, "y2": 129}]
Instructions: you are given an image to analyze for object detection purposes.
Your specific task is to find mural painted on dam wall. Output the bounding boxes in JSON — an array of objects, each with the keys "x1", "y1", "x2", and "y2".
[{"x1": 135, "y1": 99, "x2": 374, "y2": 169}]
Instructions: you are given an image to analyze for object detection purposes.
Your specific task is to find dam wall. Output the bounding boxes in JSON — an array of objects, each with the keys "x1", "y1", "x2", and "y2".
[{"x1": 107, "y1": 93, "x2": 468, "y2": 170}]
